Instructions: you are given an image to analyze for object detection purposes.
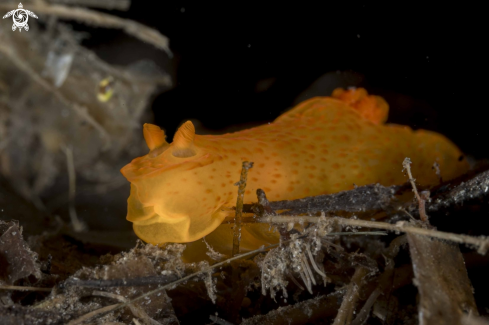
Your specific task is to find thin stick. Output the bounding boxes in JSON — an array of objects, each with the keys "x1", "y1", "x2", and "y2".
[
  {"x1": 0, "y1": 3, "x2": 171, "y2": 56},
  {"x1": 91, "y1": 291, "x2": 160, "y2": 325},
  {"x1": 403, "y1": 157, "x2": 429, "y2": 222},
  {"x1": 62, "y1": 146, "x2": 86, "y2": 232},
  {"x1": 258, "y1": 216, "x2": 489, "y2": 255},
  {"x1": 402, "y1": 158, "x2": 421, "y2": 203},
  {"x1": 49, "y1": 0, "x2": 131, "y2": 11},
  {"x1": 0, "y1": 285, "x2": 52, "y2": 292},
  {"x1": 232, "y1": 161, "x2": 253, "y2": 257},
  {"x1": 68, "y1": 304, "x2": 120, "y2": 325},
  {"x1": 332, "y1": 267, "x2": 368, "y2": 325}
]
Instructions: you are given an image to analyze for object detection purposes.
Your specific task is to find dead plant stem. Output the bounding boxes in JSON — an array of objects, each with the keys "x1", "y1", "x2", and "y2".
[
  {"x1": 258, "y1": 216, "x2": 489, "y2": 254},
  {"x1": 232, "y1": 161, "x2": 253, "y2": 257}
]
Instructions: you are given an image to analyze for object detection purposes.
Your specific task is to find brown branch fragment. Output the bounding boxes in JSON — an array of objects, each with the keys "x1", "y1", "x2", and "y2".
[
  {"x1": 91, "y1": 290, "x2": 161, "y2": 325},
  {"x1": 62, "y1": 146, "x2": 86, "y2": 232},
  {"x1": 243, "y1": 183, "x2": 399, "y2": 216},
  {"x1": 242, "y1": 289, "x2": 346, "y2": 325},
  {"x1": 427, "y1": 169, "x2": 489, "y2": 212},
  {"x1": 403, "y1": 157, "x2": 429, "y2": 222},
  {"x1": 255, "y1": 189, "x2": 291, "y2": 244},
  {"x1": 67, "y1": 304, "x2": 120, "y2": 325},
  {"x1": 64, "y1": 274, "x2": 179, "y2": 288},
  {"x1": 48, "y1": 0, "x2": 131, "y2": 11},
  {"x1": 0, "y1": 3, "x2": 172, "y2": 56},
  {"x1": 333, "y1": 267, "x2": 369, "y2": 325},
  {"x1": 0, "y1": 285, "x2": 52, "y2": 292},
  {"x1": 258, "y1": 215, "x2": 489, "y2": 254},
  {"x1": 232, "y1": 161, "x2": 253, "y2": 257}
]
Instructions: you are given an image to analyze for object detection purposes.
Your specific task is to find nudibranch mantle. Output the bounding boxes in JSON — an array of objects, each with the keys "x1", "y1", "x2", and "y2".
[{"x1": 121, "y1": 88, "x2": 469, "y2": 246}]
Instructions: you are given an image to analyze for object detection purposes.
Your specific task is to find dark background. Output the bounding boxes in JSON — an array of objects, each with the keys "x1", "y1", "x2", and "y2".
[{"x1": 82, "y1": 2, "x2": 488, "y2": 159}]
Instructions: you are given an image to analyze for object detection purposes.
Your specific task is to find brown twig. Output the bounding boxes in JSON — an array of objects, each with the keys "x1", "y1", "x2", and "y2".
[
  {"x1": 48, "y1": 0, "x2": 131, "y2": 11},
  {"x1": 402, "y1": 157, "x2": 429, "y2": 222},
  {"x1": 232, "y1": 161, "x2": 253, "y2": 257},
  {"x1": 61, "y1": 146, "x2": 86, "y2": 232},
  {"x1": 64, "y1": 274, "x2": 180, "y2": 288},
  {"x1": 0, "y1": 3, "x2": 172, "y2": 56},
  {"x1": 243, "y1": 183, "x2": 398, "y2": 215},
  {"x1": 0, "y1": 285, "x2": 52, "y2": 292},
  {"x1": 67, "y1": 304, "x2": 120, "y2": 325},
  {"x1": 258, "y1": 215, "x2": 489, "y2": 254},
  {"x1": 332, "y1": 267, "x2": 369, "y2": 325},
  {"x1": 255, "y1": 189, "x2": 291, "y2": 244},
  {"x1": 91, "y1": 290, "x2": 161, "y2": 325}
]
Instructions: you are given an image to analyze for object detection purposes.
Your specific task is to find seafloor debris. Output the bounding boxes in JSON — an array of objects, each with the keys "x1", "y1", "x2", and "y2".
[
  {"x1": 0, "y1": 11, "x2": 171, "y2": 211},
  {"x1": 0, "y1": 220, "x2": 41, "y2": 286}
]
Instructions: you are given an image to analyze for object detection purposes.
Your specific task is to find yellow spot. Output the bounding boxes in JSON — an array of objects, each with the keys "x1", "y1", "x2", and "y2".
[{"x1": 97, "y1": 76, "x2": 115, "y2": 102}]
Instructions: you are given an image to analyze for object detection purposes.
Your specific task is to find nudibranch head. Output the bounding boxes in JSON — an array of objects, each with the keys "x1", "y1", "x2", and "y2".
[{"x1": 121, "y1": 122, "x2": 225, "y2": 244}]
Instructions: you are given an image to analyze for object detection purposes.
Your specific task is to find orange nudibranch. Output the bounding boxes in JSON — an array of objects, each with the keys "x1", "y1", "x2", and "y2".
[{"x1": 121, "y1": 88, "x2": 469, "y2": 253}]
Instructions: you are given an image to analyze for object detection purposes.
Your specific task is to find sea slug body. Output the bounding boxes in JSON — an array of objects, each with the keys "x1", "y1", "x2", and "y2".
[{"x1": 121, "y1": 88, "x2": 469, "y2": 255}]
